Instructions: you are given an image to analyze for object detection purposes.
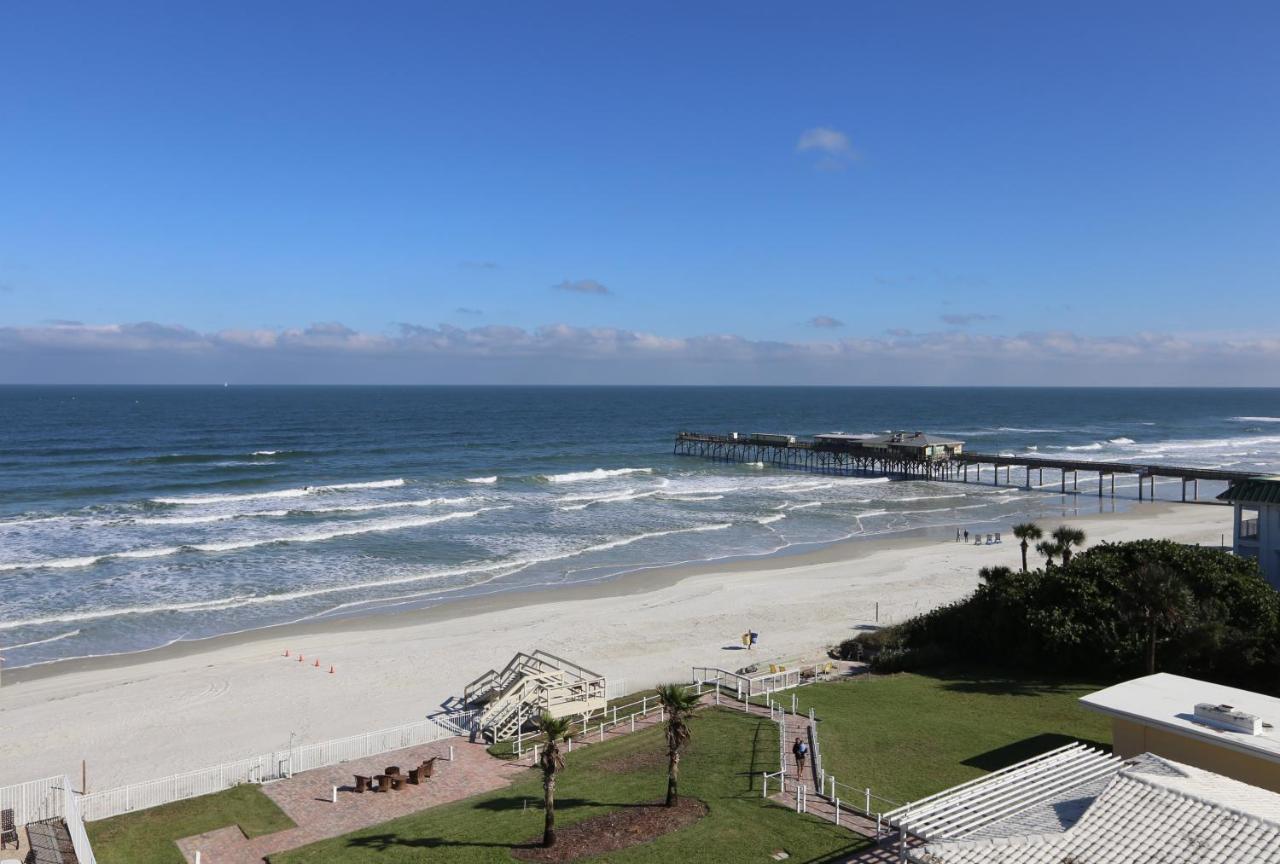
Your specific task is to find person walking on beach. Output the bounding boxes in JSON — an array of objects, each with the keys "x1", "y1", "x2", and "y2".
[
  {"x1": 963, "y1": 529, "x2": 970, "y2": 543},
  {"x1": 956, "y1": 528, "x2": 961, "y2": 542},
  {"x1": 792, "y1": 737, "x2": 808, "y2": 777}
]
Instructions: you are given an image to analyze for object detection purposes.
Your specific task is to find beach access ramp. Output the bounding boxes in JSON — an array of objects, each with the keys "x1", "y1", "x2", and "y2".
[{"x1": 463, "y1": 650, "x2": 608, "y2": 742}]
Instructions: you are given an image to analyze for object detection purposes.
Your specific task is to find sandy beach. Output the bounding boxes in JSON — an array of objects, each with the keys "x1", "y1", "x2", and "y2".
[{"x1": 0, "y1": 501, "x2": 1231, "y2": 791}]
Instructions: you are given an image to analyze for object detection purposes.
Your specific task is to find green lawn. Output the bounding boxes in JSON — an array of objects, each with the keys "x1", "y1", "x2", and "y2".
[
  {"x1": 787, "y1": 671, "x2": 1112, "y2": 806},
  {"x1": 86, "y1": 782, "x2": 295, "y2": 864},
  {"x1": 271, "y1": 709, "x2": 863, "y2": 864},
  {"x1": 90, "y1": 670, "x2": 1112, "y2": 864}
]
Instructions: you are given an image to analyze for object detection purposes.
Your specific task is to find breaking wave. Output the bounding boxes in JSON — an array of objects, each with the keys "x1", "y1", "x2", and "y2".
[
  {"x1": 152, "y1": 478, "x2": 406, "y2": 505},
  {"x1": 0, "y1": 509, "x2": 489, "y2": 573},
  {"x1": 542, "y1": 467, "x2": 654, "y2": 483}
]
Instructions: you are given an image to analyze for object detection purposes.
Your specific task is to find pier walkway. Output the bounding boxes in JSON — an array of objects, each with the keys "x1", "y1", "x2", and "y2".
[{"x1": 675, "y1": 431, "x2": 1254, "y2": 503}]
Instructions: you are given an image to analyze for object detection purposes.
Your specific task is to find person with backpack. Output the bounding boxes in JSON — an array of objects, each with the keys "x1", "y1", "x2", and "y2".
[{"x1": 792, "y1": 737, "x2": 809, "y2": 776}]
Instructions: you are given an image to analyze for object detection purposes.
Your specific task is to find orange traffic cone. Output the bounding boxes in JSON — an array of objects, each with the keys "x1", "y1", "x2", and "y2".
[
  {"x1": 284, "y1": 649, "x2": 290, "y2": 657},
  {"x1": 313, "y1": 658, "x2": 320, "y2": 668},
  {"x1": 298, "y1": 654, "x2": 304, "y2": 663},
  {"x1": 329, "y1": 665, "x2": 335, "y2": 674}
]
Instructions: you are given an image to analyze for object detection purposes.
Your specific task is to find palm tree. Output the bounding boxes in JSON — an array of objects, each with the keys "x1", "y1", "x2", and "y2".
[
  {"x1": 534, "y1": 712, "x2": 572, "y2": 848},
  {"x1": 655, "y1": 683, "x2": 700, "y2": 806},
  {"x1": 1035, "y1": 538, "x2": 1063, "y2": 567},
  {"x1": 1011, "y1": 522, "x2": 1042, "y2": 572},
  {"x1": 979, "y1": 565, "x2": 1014, "y2": 586},
  {"x1": 1123, "y1": 563, "x2": 1192, "y2": 674},
  {"x1": 1052, "y1": 526, "x2": 1087, "y2": 565}
]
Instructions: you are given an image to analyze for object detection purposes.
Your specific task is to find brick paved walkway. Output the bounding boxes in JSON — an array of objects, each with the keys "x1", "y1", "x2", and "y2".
[
  {"x1": 174, "y1": 701, "x2": 680, "y2": 863},
  {"x1": 176, "y1": 737, "x2": 519, "y2": 863}
]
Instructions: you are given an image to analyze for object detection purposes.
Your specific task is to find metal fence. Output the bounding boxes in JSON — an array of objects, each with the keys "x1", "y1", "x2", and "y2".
[
  {"x1": 0, "y1": 775, "x2": 98, "y2": 863},
  {"x1": 0, "y1": 775, "x2": 63, "y2": 829},
  {"x1": 61, "y1": 776, "x2": 98, "y2": 864},
  {"x1": 79, "y1": 714, "x2": 461, "y2": 822}
]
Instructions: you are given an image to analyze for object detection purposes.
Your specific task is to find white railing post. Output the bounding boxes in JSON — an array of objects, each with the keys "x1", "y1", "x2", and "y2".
[
  {"x1": 715, "y1": 682, "x2": 721, "y2": 705},
  {"x1": 865, "y1": 787, "x2": 871, "y2": 814},
  {"x1": 631, "y1": 714, "x2": 636, "y2": 733},
  {"x1": 599, "y1": 724, "x2": 604, "y2": 743},
  {"x1": 762, "y1": 773, "x2": 768, "y2": 798},
  {"x1": 835, "y1": 797, "x2": 841, "y2": 826}
]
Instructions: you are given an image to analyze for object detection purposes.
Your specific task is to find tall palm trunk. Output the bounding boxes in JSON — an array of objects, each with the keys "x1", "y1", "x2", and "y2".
[
  {"x1": 1020, "y1": 539, "x2": 1029, "y2": 572},
  {"x1": 542, "y1": 774, "x2": 557, "y2": 848},
  {"x1": 666, "y1": 751, "x2": 680, "y2": 806}
]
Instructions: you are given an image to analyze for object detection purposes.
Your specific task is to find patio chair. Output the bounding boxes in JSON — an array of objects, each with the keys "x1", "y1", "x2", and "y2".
[
  {"x1": 0, "y1": 808, "x2": 15, "y2": 849},
  {"x1": 353, "y1": 775, "x2": 371, "y2": 794},
  {"x1": 408, "y1": 766, "x2": 423, "y2": 785},
  {"x1": 374, "y1": 774, "x2": 391, "y2": 792},
  {"x1": 422, "y1": 757, "x2": 438, "y2": 779},
  {"x1": 391, "y1": 775, "x2": 407, "y2": 791},
  {"x1": 384, "y1": 766, "x2": 401, "y2": 777}
]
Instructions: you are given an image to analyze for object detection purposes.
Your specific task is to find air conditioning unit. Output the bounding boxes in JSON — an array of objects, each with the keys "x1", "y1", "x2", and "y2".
[{"x1": 1195, "y1": 702, "x2": 1263, "y2": 735}]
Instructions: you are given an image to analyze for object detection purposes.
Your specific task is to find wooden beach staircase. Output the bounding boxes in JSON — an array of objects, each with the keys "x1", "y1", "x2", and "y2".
[{"x1": 464, "y1": 650, "x2": 607, "y2": 743}]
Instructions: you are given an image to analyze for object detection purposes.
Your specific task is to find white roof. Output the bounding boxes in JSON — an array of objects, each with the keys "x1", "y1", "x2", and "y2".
[
  {"x1": 910, "y1": 754, "x2": 1280, "y2": 864},
  {"x1": 1080, "y1": 673, "x2": 1280, "y2": 764},
  {"x1": 886, "y1": 743, "x2": 1124, "y2": 841}
]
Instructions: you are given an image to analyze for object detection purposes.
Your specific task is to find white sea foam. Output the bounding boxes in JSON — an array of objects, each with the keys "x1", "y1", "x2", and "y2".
[
  {"x1": 297, "y1": 497, "x2": 473, "y2": 515},
  {"x1": 252, "y1": 450, "x2": 279, "y2": 456},
  {"x1": 466, "y1": 476, "x2": 498, "y2": 484},
  {"x1": 1233, "y1": 416, "x2": 1280, "y2": 423},
  {"x1": 0, "y1": 509, "x2": 491, "y2": 572},
  {"x1": 1065, "y1": 443, "x2": 1103, "y2": 451},
  {"x1": 152, "y1": 478, "x2": 406, "y2": 505},
  {"x1": 0, "y1": 629, "x2": 81, "y2": 651},
  {"x1": 543, "y1": 467, "x2": 654, "y2": 483},
  {"x1": 659, "y1": 494, "x2": 725, "y2": 502},
  {"x1": 789, "y1": 501, "x2": 822, "y2": 510},
  {"x1": 998, "y1": 427, "x2": 1062, "y2": 433},
  {"x1": 756, "y1": 514, "x2": 786, "y2": 525},
  {"x1": 1108, "y1": 437, "x2": 1136, "y2": 445}
]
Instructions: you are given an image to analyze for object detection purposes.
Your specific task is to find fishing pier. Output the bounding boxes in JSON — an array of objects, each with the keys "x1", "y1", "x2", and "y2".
[{"x1": 674, "y1": 430, "x2": 1252, "y2": 503}]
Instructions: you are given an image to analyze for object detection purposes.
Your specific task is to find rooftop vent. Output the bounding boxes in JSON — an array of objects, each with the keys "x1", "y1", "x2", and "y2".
[{"x1": 1195, "y1": 702, "x2": 1264, "y2": 735}]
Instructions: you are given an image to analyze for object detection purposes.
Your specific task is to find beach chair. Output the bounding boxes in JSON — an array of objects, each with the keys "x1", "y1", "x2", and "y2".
[
  {"x1": 973, "y1": 536, "x2": 982, "y2": 546},
  {"x1": 995, "y1": 532, "x2": 1002, "y2": 543},
  {"x1": 353, "y1": 775, "x2": 371, "y2": 793},
  {"x1": 0, "y1": 808, "x2": 15, "y2": 849},
  {"x1": 985, "y1": 534, "x2": 994, "y2": 545}
]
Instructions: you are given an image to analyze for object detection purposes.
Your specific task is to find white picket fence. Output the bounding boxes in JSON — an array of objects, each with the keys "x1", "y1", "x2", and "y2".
[
  {"x1": 79, "y1": 714, "x2": 462, "y2": 822},
  {"x1": 62, "y1": 777, "x2": 98, "y2": 864},
  {"x1": 0, "y1": 775, "x2": 64, "y2": 829},
  {"x1": 0, "y1": 775, "x2": 97, "y2": 863}
]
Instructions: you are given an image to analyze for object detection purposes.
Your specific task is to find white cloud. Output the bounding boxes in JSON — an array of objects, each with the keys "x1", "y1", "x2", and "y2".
[
  {"x1": 553, "y1": 279, "x2": 611, "y2": 296},
  {"x1": 1, "y1": 320, "x2": 1279, "y2": 385},
  {"x1": 808, "y1": 315, "x2": 844, "y2": 329},
  {"x1": 797, "y1": 127, "x2": 855, "y2": 163}
]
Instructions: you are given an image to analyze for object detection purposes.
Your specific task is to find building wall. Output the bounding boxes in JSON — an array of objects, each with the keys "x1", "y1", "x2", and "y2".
[
  {"x1": 1111, "y1": 717, "x2": 1280, "y2": 793},
  {"x1": 1233, "y1": 502, "x2": 1280, "y2": 588}
]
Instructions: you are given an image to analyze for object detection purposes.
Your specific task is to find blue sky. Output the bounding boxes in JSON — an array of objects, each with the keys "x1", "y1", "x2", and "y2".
[{"x1": 1, "y1": 2, "x2": 1278, "y2": 383}]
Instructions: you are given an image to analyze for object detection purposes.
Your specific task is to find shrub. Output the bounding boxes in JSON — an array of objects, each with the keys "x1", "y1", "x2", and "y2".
[{"x1": 885, "y1": 541, "x2": 1280, "y2": 692}]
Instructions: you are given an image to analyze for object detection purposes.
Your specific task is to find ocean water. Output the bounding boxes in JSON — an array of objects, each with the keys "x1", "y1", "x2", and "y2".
[{"x1": 1, "y1": 385, "x2": 1278, "y2": 669}]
